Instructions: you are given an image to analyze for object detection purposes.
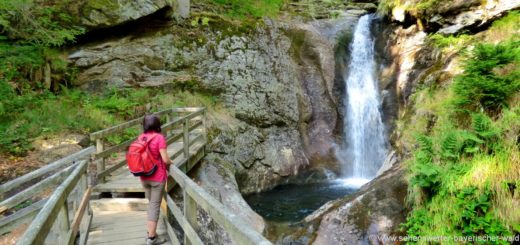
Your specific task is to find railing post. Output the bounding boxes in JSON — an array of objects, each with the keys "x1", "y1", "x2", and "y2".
[
  {"x1": 166, "y1": 111, "x2": 173, "y2": 137},
  {"x1": 202, "y1": 109, "x2": 208, "y2": 150},
  {"x1": 57, "y1": 201, "x2": 70, "y2": 245},
  {"x1": 183, "y1": 119, "x2": 189, "y2": 173},
  {"x1": 183, "y1": 191, "x2": 197, "y2": 245},
  {"x1": 96, "y1": 139, "x2": 105, "y2": 183}
]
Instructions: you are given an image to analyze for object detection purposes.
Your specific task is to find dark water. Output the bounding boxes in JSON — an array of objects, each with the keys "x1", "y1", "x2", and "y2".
[{"x1": 245, "y1": 182, "x2": 357, "y2": 222}]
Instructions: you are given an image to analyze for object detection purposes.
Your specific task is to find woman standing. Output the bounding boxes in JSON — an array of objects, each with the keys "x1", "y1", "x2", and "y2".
[{"x1": 139, "y1": 115, "x2": 172, "y2": 245}]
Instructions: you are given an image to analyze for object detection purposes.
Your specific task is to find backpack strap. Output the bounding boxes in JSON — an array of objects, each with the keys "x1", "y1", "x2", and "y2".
[{"x1": 142, "y1": 133, "x2": 160, "y2": 162}]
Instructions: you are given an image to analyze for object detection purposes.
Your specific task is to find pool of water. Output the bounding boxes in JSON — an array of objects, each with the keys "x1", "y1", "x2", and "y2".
[{"x1": 244, "y1": 181, "x2": 357, "y2": 222}]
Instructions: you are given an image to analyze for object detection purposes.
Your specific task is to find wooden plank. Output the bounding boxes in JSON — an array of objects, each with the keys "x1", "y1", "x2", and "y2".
[
  {"x1": 95, "y1": 138, "x2": 132, "y2": 159},
  {"x1": 165, "y1": 196, "x2": 203, "y2": 245},
  {"x1": 89, "y1": 109, "x2": 173, "y2": 140},
  {"x1": 16, "y1": 160, "x2": 88, "y2": 245},
  {"x1": 0, "y1": 165, "x2": 75, "y2": 214},
  {"x1": 78, "y1": 210, "x2": 93, "y2": 245},
  {"x1": 0, "y1": 198, "x2": 47, "y2": 235},
  {"x1": 96, "y1": 139, "x2": 105, "y2": 183},
  {"x1": 56, "y1": 201, "x2": 70, "y2": 245},
  {"x1": 0, "y1": 146, "x2": 95, "y2": 196},
  {"x1": 170, "y1": 167, "x2": 272, "y2": 245},
  {"x1": 184, "y1": 193, "x2": 198, "y2": 245},
  {"x1": 171, "y1": 107, "x2": 204, "y2": 113},
  {"x1": 67, "y1": 187, "x2": 92, "y2": 245},
  {"x1": 182, "y1": 119, "x2": 190, "y2": 173},
  {"x1": 166, "y1": 131, "x2": 183, "y2": 145}
]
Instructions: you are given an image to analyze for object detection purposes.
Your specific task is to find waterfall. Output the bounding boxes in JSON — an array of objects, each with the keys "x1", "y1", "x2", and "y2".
[{"x1": 337, "y1": 14, "x2": 387, "y2": 187}]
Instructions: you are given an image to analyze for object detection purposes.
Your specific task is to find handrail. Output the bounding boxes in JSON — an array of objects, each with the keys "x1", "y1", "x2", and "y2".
[
  {"x1": 4, "y1": 106, "x2": 273, "y2": 244},
  {"x1": 16, "y1": 160, "x2": 91, "y2": 245},
  {"x1": 0, "y1": 165, "x2": 75, "y2": 214},
  {"x1": 167, "y1": 166, "x2": 273, "y2": 245},
  {"x1": 89, "y1": 108, "x2": 174, "y2": 140},
  {"x1": 0, "y1": 146, "x2": 95, "y2": 196},
  {"x1": 89, "y1": 107, "x2": 206, "y2": 183}
]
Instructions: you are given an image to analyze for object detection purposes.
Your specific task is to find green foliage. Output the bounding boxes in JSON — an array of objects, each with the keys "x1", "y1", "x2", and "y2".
[
  {"x1": 486, "y1": 11, "x2": 520, "y2": 42},
  {"x1": 211, "y1": 0, "x2": 284, "y2": 19},
  {"x1": 402, "y1": 33, "x2": 519, "y2": 239},
  {"x1": 0, "y1": 0, "x2": 84, "y2": 46},
  {"x1": 401, "y1": 208, "x2": 430, "y2": 238},
  {"x1": 440, "y1": 131, "x2": 461, "y2": 162},
  {"x1": 191, "y1": 16, "x2": 210, "y2": 27},
  {"x1": 106, "y1": 128, "x2": 140, "y2": 145},
  {"x1": 456, "y1": 187, "x2": 511, "y2": 239},
  {"x1": 452, "y1": 41, "x2": 520, "y2": 116},
  {"x1": 410, "y1": 160, "x2": 441, "y2": 191},
  {"x1": 428, "y1": 33, "x2": 473, "y2": 50}
]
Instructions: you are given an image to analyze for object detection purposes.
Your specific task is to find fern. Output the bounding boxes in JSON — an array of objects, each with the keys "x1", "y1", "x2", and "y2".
[
  {"x1": 415, "y1": 134, "x2": 434, "y2": 154},
  {"x1": 459, "y1": 130, "x2": 484, "y2": 154},
  {"x1": 440, "y1": 131, "x2": 461, "y2": 162},
  {"x1": 472, "y1": 113, "x2": 499, "y2": 140}
]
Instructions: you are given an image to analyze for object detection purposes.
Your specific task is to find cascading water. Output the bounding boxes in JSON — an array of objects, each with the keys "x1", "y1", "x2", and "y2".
[
  {"x1": 246, "y1": 14, "x2": 388, "y2": 224},
  {"x1": 337, "y1": 14, "x2": 387, "y2": 187}
]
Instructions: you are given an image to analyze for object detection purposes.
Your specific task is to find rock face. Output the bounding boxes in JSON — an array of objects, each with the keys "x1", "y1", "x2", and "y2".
[
  {"x1": 387, "y1": 0, "x2": 520, "y2": 35},
  {"x1": 194, "y1": 159, "x2": 265, "y2": 244},
  {"x1": 68, "y1": 16, "x2": 343, "y2": 194},
  {"x1": 66, "y1": 0, "x2": 179, "y2": 29},
  {"x1": 309, "y1": 165, "x2": 407, "y2": 245},
  {"x1": 436, "y1": 0, "x2": 520, "y2": 34}
]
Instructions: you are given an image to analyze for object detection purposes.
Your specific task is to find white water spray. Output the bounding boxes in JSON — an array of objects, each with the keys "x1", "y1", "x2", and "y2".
[{"x1": 337, "y1": 14, "x2": 387, "y2": 187}]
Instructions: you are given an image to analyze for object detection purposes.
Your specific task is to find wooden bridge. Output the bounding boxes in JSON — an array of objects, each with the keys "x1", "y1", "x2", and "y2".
[{"x1": 0, "y1": 107, "x2": 272, "y2": 245}]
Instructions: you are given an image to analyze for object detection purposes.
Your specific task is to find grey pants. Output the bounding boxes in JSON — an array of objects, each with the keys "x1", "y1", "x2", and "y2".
[{"x1": 141, "y1": 180, "x2": 165, "y2": 222}]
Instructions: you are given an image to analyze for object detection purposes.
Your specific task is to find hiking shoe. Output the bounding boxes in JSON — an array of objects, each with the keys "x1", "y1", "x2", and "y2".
[{"x1": 146, "y1": 236, "x2": 165, "y2": 245}]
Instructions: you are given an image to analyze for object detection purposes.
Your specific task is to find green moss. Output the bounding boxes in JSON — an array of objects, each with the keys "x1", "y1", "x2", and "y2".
[{"x1": 86, "y1": 0, "x2": 119, "y2": 11}]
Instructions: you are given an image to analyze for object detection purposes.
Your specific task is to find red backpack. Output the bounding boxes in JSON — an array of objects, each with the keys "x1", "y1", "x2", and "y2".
[{"x1": 126, "y1": 134, "x2": 159, "y2": 176}]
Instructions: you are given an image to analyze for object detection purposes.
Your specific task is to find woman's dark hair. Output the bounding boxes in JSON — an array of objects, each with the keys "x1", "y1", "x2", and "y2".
[{"x1": 143, "y1": 114, "x2": 162, "y2": 133}]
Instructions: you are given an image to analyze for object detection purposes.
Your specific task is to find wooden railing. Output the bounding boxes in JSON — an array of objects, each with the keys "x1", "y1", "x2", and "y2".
[
  {"x1": 2, "y1": 107, "x2": 272, "y2": 244},
  {"x1": 13, "y1": 159, "x2": 93, "y2": 245},
  {"x1": 89, "y1": 107, "x2": 208, "y2": 183},
  {"x1": 165, "y1": 166, "x2": 272, "y2": 245},
  {"x1": 0, "y1": 146, "x2": 94, "y2": 236}
]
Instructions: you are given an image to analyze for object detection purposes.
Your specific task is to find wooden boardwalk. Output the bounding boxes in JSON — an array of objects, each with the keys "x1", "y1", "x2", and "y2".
[
  {"x1": 4, "y1": 108, "x2": 272, "y2": 245},
  {"x1": 87, "y1": 210, "x2": 168, "y2": 245}
]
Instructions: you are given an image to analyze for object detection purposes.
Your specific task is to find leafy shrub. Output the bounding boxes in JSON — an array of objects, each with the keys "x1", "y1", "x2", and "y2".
[
  {"x1": 456, "y1": 187, "x2": 511, "y2": 239},
  {"x1": 401, "y1": 208, "x2": 430, "y2": 238},
  {"x1": 0, "y1": 0, "x2": 84, "y2": 46},
  {"x1": 452, "y1": 41, "x2": 520, "y2": 116}
]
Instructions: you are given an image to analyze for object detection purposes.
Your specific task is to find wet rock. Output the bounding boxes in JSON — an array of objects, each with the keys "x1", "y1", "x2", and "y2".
[
  {"x1": 376, "y1": 150, "x2": 398, "y2": 176},
  {"x1": 309, "y1": 165, "x2": 407, "y2": 245}
]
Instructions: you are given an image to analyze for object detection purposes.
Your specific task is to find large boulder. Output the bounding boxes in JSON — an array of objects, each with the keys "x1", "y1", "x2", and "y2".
[
  {"x1": 67, "y1": 0, "x2": 177, "y2": 29},
  {"x1": 194, "y1": 159, "x2": 265, "y2": 244},
  {"x1": 309, "y1": 165, "x2": 407, "y2": 245}
]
